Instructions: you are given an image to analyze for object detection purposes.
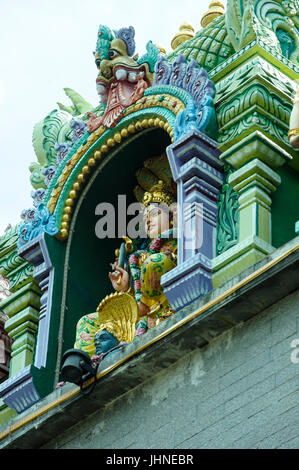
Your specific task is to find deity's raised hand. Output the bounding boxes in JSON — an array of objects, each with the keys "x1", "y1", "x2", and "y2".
[{"x1": 108, "y1": 265, "x2": 129, "y2": 292}]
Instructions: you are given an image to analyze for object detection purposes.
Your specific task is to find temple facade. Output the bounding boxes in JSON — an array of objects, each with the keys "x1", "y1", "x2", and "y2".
[{"x1": 0, "y1": 0, "x2": 298, "y2": 449}]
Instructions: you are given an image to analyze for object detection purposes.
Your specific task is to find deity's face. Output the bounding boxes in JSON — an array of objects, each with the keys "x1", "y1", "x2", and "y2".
[
  {"x1": 94, "y1": 329, "x2": 119, "y2": 355},
  {"x1": 143, "y1": 203, "x2": 170, "y2": 239}
]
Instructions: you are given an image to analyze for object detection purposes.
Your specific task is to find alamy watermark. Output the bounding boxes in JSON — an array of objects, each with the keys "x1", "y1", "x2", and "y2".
[
  {"x1": 290, "y1": 338, "x2": 299, "y2": 364},
  {"x1": 94, "y1": 195, "x2": 204, "y2": 250}
]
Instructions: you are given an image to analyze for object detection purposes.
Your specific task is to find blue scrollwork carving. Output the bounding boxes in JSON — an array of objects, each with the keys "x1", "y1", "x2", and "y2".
[
  {"x1": 18, "y1": 204, "x2": 59, "y2": 248},
  {"x1": 154, "y1": 54, "x2": 217, "y2": 140},
  {"x1": 173, "y1": 99, "x2": 200, "y2": 140}
]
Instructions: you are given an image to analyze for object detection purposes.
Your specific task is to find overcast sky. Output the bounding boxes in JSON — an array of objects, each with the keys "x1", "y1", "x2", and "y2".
[{"x1": 0, "y1": 0, "x2": 227, "y2": 236}]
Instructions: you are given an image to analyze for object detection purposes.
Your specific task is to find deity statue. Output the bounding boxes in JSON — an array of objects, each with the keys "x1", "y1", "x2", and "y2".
[
  {"x1": 288, "y1": 86, "x2": 299, "y2": 149},
  {"x1": 74, "y1": 180, "x2": 177, "y2": 361}
]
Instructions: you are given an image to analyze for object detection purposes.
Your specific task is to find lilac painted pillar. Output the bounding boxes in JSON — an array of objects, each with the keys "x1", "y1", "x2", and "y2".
[{"x1": 161, "y1": 129, "x2": 224, "y2": 311}]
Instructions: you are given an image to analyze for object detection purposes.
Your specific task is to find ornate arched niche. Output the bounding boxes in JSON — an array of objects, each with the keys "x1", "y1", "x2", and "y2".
[{"x1": 60, "y1": 127, "x2": 172, "y2": 358}]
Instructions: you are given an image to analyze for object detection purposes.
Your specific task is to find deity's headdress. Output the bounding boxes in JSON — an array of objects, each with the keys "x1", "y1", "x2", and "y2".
[
  {"x1": 96, "y1": 292, "x2": 138, "y2": 343},
  {"x1": 142, "y1": 180, "x2": 175, "y2": 207}
]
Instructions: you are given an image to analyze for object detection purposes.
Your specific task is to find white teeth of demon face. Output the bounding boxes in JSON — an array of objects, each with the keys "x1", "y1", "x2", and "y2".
[
  {"x1": 115, "y1": 68, "x2": 128, "y2": 81},
  {"x1": 127, "y1": 71, "x2": 138, "y2": 83},
  {"x1": 96, "y1": 83, "x2": 106, "y2": 95}
]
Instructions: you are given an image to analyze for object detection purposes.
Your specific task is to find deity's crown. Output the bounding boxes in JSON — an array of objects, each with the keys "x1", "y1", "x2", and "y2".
[{"x1": 142, "y1": 180, "x2": 175, "y2": 207}]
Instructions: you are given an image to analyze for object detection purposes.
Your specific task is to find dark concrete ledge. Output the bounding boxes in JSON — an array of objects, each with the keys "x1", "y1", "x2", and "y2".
[{"x1": 0, "y1": 237, "x2": 298, "y2": 448}]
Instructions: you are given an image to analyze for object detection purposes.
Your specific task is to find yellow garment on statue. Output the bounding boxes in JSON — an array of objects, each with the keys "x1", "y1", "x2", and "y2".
[
  {"x1": 74, "y1": 312, "x2": 99, "y2": 357},
  {"x1": 139, "y1": 239, "x2": 176, "y2": 326},
  {"x1": 74, "y1": 238, "x2": 177, "y2": 356}
]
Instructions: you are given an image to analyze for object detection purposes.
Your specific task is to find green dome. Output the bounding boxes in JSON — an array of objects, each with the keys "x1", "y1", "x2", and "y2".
[{"x1": 167, "y1": 15, "x2": 234, "y2": 72}]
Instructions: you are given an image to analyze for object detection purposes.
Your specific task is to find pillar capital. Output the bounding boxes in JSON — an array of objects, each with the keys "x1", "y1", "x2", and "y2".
[
  {"x1": 221, "y1": 131, "x2": 292, "y2": 171},
  {"x1": 167, "y1": 129, "x2": 223, "y2": 183},
  {"x1": 229, "y1": 158, "x2": 281, "y2": 195}
]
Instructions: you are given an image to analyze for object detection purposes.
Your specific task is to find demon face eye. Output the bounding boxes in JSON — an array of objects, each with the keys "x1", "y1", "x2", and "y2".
[{"x1": 108, "y1": 49, "x2": 120, "y2": 59}]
